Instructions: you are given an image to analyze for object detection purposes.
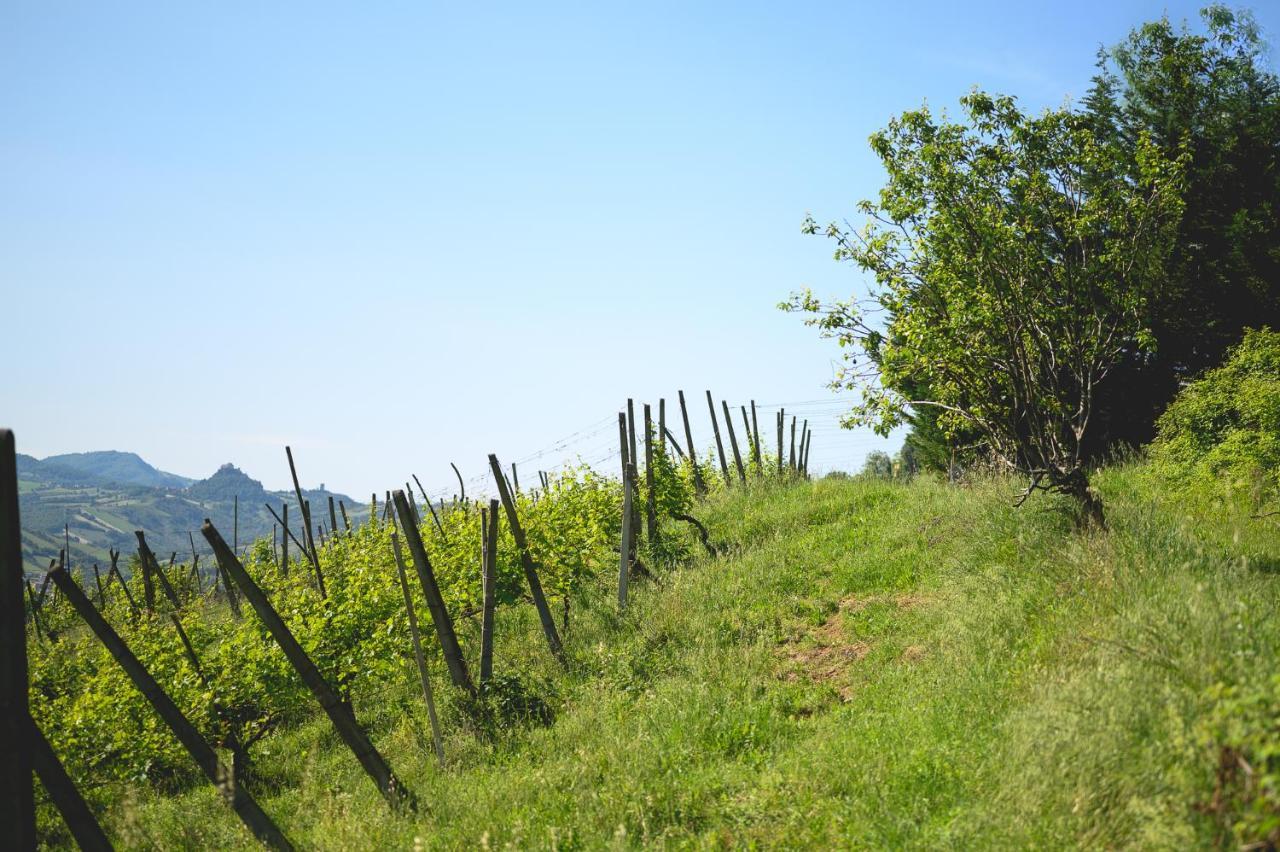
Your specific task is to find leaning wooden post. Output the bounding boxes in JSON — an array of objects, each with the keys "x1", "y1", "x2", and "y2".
[
  {"x1": 487, "y1": 455, "x2": 565, "y2": 663},
  {"x1": 750, "y1": 400, "x2": 762, "y2": 471},
  {"x1": 339, "y1": 500, "x2": 351, "y2": 532},
  {"x1": 643, "y1": 404, "x2": 657, "y2": 546},
  {"x1": 50, "y1": 564, "x2": 298, "y2": 846},
  {"x1": 134, "y1": 531, "x2": 156, "y2": 612},
  {"x1": 722, "y1": 400, "x2": 746, "y2": 485},
  {"x1": 391, "y1": 492, "x2": 475, "y2": 696},
  {"x1": 29, "y1": 719, "x2": 112, "y2": 852},
  {"x1": 0, "y1": 429, "x2": 37, "y2": 849},
  {"x1": 618, "y1": 462, "x2": 635, "y2": 610},
  {"x1": 135, "y1": 532, "x2": 180, "y2": 610},
  {"x1": 706, "y1": 391, "x2": 731, "y2": 486},
  {"x1": 278, "y1": 504, "x2": 289, "y2": 576},
  {"x1": 202, "y1": 521, "x2": 414, "y2": 812},
  {"x1": 480, "y1": 501, "x2": 498, "y2": 685},
  {"x1": 285, "y1": 446, "x2": 321, "y2": 572},
  {"x1": 617, "y1": 412, "x2": 630, "y2": 483},
  {"x1": 327, "y1": 496, "x2": 338, "y2": 540},
  {"x1": 678, "y1": 390, "x2": 704, "y2": 494},
  {"x1": 92, "y1": 563, "x2": 105, "y2": 606},
  {"x1": 390, "y1": 533, "x2": 445, "y2": 768},
  {"x1": 412, "y1": 475, "x2": 448, "y2": 541},
  {"x1": 450, "y1": 462, "x2": 466, "y2": 504},
  {"x1": 739, "y1": 405, "x2": 754, "y2": 473}
]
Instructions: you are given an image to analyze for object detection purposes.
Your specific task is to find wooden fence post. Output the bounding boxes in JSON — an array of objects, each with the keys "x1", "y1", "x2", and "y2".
[
  {"x1": 618, "y1": 462, "x2": 634, "y2": 610},
  {"x1": 390, "y1": 533, "x2": 445, "y2": 768},
  {"x1": 751, "y1": 401, "x2": 762, "y2": 471},
  {"x1": 134, "y1": 531, "x2": 156, "y2": 612},
  {"x1": 739, "y1": 405, "x2": 753, "y2": 474},
  {"x1": 790, "y1": 416, "x2": 797, "y2": 471},
  {"x1": 280, "y1": 503, "x2": 289, "y2": 576},
  {"x1": 135, "y1": 532, "x2": 180, "y2": 610},
  {"x1": 658, "y1": 398, "x2": 667, "y2": 456},
  {"x1": 777, "y1": 409, "x2": 785, "y2": 476},
  {"x1": 328, "y1": 496, "x2": 338, "y2": 539},
  {"x1": 50, "y1": 564, "x2": 297, "y2": 846},
  {"x1": 678, "y1": 390, "x2": 704, "y2": 494},
  {"x1": 412, "y1": 475, "x2": 448, "y2": 541},
  {"x1": 480, "y1": 501, "x2": 498, "y2": 685},
  {"x1": 285, "y1": 447, "x2": 321, "y2": 573},
  {"x1": 0, "y1": 429, "x2": 36, "y2": 849},
  {"x1": 391, "y1": 492, "x2": 475, "y2": 696},
  {"x1": 706, "y1": 391, "x2": 731, "y2": 486},
  {"x1": 722, "y1": 400, "x2": 746, "y2": 485},
  {"x1": 643, "y1": 404, "x2": 657, "y2": 546},
  {"x1": 450, "y1": 462, "x2": 466, "y2": 505},
  {"x1": 339, "y1": 500, "x2": 351, "y2": 532},
  {"x1": 487, "y1": 455, "x2": 565, "y2": 663},
  {"x1": 202, "y1": 521, "x2": 414, "y2": 812}
]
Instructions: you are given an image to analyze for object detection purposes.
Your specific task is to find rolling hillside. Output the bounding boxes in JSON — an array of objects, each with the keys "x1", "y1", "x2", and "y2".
[{"x1": 17, "y1": 451, "x2": 366, "y2": 576}]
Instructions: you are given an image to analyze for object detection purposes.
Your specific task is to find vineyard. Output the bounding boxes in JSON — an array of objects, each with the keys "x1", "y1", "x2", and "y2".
[{"x1": 1, "y1": 393, "x2": 816, "y2": 849}]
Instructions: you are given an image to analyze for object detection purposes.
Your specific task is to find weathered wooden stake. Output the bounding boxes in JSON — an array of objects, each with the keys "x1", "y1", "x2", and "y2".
[
  {"x1": 134, "y1": 532, "x2": 156, "y2": 612},
  {"x1": 618, "y1": 462, "x2": 634, "y2": 610},
  {"x1": 678, "y1": 390, "x2": 704, "y2": 493},
  {"x1": 285, "y1": 446, "x2": 321, "y2": 573},
  {"x1": 327, "y1": 496, "x2": 338, "y2": 539},
  {"x1": 487, "y1": 455, "x2": 564, "y2": 663},
  {"x1": 722, "y1": 399, "x2": 746, "y2": 485},
  {"x1": 706, "y1": 391, "x2": 731, "y2": 486},
  {"x1": 0, "y1": 429, "x2": 37, "y2": 849},
  {"x1": 412, "y1": 475, "x2": 447, "y2": 541},
  {"x1": 339, "y1": 500, "x2": 351, "y2": 532},
  {"x1": 390, "y1": 533, "x2": 445, "y2": 768},
  {"x1": 480, "y1": 501, "x2": 498, "y2": 685},
  {"x1": 663, "y1": 426, "x2": 686, "y2": 459},
  {"x1": 777, "y1": 409, "x2": 785, "y2": 476},
  {"x1": 135, "y1": 532, "x2": 180, "y2": 610},
  {"x1": 51, "y1": 563, "x2": 297, "y2": 846},
  {"x1": 392, "y1": 492, "x2": 475, "y2": 696},
  {"x1": 617, "y1": 412, "x2": 630, "y2": 482},
  {"x1": 739, "y1": 405, "x2": 753, "y2": 473},
  {"x1": 92, "y1": 563, "x2": 105, "y2": 606},
  {"x1": 750, "y1": 400, "x2": 762, "y2": 471},
  {"x1": 790, "y1": 416, "x2": 797, "y2": 471},
  {"x1": 658, "y1": 398, "x2": 667, "y2": 456},
  {"x1": 643, "y1": 404, "x2": 657, "y2": 546},
  {"x1": 202, "y1": 521, "x2": 414, "y2": 812},
  {"x1": 450, "y1": 462, "x2": 466, "y2": 504}
]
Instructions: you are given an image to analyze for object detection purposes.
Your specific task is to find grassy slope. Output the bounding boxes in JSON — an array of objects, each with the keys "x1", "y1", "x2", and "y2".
[{"x1": 102, "y1": 466, "x2": 1279, "y2": 849}]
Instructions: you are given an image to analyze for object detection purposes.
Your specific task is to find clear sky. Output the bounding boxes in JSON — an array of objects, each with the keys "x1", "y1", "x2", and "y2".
[{"x1": 4, "y1": 1, "x2": 1277, "y2": 499}]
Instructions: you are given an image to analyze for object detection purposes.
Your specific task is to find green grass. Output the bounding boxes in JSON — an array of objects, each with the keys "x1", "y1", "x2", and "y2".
[{"x1": 58, "y1": 465, "x2": 1280, "y2": 849}]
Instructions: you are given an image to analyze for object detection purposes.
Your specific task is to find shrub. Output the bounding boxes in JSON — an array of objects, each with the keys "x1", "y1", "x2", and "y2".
[{"x1": 1150, "y1": 327, "x2": 1280, "y2": 509}]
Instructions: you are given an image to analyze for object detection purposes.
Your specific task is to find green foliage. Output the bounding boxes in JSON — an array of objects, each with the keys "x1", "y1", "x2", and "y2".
[
  {"x1": 1080, "y1": 8, "x2": 1280, "y2": 456},
  {"x1": 786, "y1": 91, "x2": 1183, "y2": 518},
  {"x1": 1149, "y1": 327, "x2": 1280, "y2": 510},
  {"x1": 1193, "y1": 676, "x2": 1280, "y2": 847}
]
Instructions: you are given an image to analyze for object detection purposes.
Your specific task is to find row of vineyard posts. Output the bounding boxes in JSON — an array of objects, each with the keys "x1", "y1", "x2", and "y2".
[{"x1": 1, "y1": 392, "x2": 814, "y2": 850}]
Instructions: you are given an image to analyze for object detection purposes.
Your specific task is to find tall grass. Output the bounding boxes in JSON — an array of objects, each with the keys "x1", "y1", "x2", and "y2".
[{"x1": 67, "y1": 465, "x2": 1280, "y2": 849}]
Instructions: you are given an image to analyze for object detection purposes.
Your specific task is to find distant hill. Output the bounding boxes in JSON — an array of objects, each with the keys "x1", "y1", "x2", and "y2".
[
  {"x1": 18, "y1": 450, "x2": 193, "y2": 489},
  {"x1": 17, "y1": 453, "x2": 366, "y2": 577}
]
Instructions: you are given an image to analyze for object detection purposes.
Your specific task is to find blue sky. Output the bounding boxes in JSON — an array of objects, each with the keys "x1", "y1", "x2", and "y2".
[{"x1": 3, "y1": 1, "x2": 1277, "y2": 498}]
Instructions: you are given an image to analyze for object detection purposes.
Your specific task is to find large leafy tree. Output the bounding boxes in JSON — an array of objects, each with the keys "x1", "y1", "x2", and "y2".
[
  {"x1": 1080, "y1": 6, "x2": 1280, "y2": 455},
  {"x1": 786, "y1": 92, "x2": 1184, "y2": 525}
]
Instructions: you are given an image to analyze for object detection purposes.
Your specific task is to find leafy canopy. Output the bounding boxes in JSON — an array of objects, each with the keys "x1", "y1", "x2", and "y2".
[{"x1": 786, "y1": 91, "x2": 1184, "y2": 517}]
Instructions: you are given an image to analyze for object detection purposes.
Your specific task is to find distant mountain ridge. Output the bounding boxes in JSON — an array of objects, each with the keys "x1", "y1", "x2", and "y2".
[
  {"x1": 18, "y1": 450, "x2": 193, "y2": 489},
  {"x1": 17, "y1": 451, "x2": 366, "y2": 577}
]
